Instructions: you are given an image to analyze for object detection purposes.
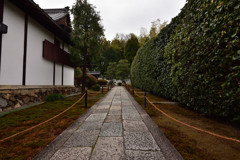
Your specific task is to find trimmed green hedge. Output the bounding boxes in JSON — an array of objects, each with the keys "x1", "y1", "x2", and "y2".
[
  {"x1": 131, "y1": 11, "x2": 183, "y2": 100},
  {"x1": 131, "y1": 0, "x2": 240, "y2": 122}
]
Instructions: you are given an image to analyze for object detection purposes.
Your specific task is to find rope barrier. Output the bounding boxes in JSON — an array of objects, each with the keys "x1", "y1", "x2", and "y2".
[
  {"x1": 0, "y1": 93, "x2": 86, "y2": 143},
  {"x1": 127, "y1": 86, "x2": 240, "y2": 144},
  {"x1": 145, "y1": 97, "x2": 240, "y2": 144}
]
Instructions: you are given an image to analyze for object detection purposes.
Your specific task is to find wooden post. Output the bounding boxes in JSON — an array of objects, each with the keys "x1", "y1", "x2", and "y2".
[
  {"x1": 144, "y1": 92, "x2": 147, "y2": 108},
  {"x1": 108, "y1": 85, "x2": 109, "y2": 91},
  {"x1": 132, "y1": 87, "x2": 134, "y2": 95},
  {"x1": 85, "y1": 90, "x2": 88, "y2": 108},
  {"x1": 102, "y1": 85, "x2": 103, "y2": 94}
]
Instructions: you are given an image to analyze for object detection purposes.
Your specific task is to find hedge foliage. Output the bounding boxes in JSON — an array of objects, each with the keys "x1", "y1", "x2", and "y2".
[{"x1": 131, "y1": 0, "x2": 240, "y2": 122}]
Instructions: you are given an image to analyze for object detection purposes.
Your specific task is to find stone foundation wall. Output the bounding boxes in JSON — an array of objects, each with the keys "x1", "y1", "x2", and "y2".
[{"x1": 0, "y1": 87, "x2": 77, "y2": 112}]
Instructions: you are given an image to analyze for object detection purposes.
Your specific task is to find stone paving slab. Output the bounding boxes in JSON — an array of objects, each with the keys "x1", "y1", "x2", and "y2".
[
  {"x1": 122, "y1": 113, "x2": 142, "y2": 121},
  {"x1": 80, "y1": 121, "x2": 103, "y2": 130},
  {"x1": 99, "y1": 123, "x2": 123, "y2": 137},
  {"x1": 105, "y1": 115, "x2": 122, "y2": 123},
  {"x1": 122, "y1": 107, "x2": 138, "y2": 114},
  {"x1": 110, "y1": 105, "x2": 122, "y2": 110},
  {"x1": 125, "y1": 150, "x2": 165, "y2": 160},
  {"x1": 50, "y1": 147, "x2": 92, "y2": 160},
  {"x1": 109, "y1": 109, "x2": 122, "y2": 115},
  {"x1": 91, "y1": 137, "x2": 125, "y2": 160},
  {"x1": 85, "y1": 113, "x2": 107, "y2": 122},
  {"x1": 63, "y1": 129, "x2": 100, "y2": 148},
  {"x1": 92, "y1": 108, "x2": 109, "y2": 114},
  {"x1": 123, "y1": 120, "x2": 149, "y2": 132},
  {"x1": 124, "y1": 131, "x2": 160, "y2": 151}
]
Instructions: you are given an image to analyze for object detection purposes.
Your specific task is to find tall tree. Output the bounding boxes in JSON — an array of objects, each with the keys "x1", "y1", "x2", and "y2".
[
  {"x1": 70, "y1": 0, "x2": 104, "y2": 93},
  {"x1": 149, "y1": 19, "x2": 168, "y2": 39},
  {"x1": 139, "y1": 27, "x2": 149, "y2": 47},
  {"x1": 106, "y1": 62, "x2": 117, "y2": 81},
  {"x1": 124, "y1": 33, "x2": 140, "y2": 64},
  {"x1": 116, "y1": 59, "x2": 130, "y2": 83}
]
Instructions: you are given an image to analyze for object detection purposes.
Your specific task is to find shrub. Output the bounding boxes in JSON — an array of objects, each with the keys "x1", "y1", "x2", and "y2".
[
  {"x1": 75, "y1": 74, "x2": 98, "y2": 88},
  {"x1": 44, "y1": 94, "x2": 65, "y2": 102},
  {"x1": 98, "y1": 79, "x2": 108, "y2": 86},
  {"x1": 117, "y1": 82, "x2": 122, "y2": 86},
  {"x1": 92, "y1": 84, "x2": 101, "y2": 91}
]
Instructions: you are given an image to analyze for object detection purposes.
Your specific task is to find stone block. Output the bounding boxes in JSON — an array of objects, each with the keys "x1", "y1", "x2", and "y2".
[
  {"x1": 50, "y1": 147, "x2": 92, "y2": 160},
  {"x1": 99, "y1": 123, "x2": 122, "y2": 137},
  {"x1": 13, "y1": 103, "x2": 21, "y2": 109},
  {"x1": 124, "y1": 131, "x2": 160, "y2": 151},
  {"x1": 123, "y1": 120, "x2": 148, "y2": 132},
  {"x1": 63, "y1": 130, "x2": 100, "y2": 147},
  {"x1": 122, "y1": 113, "x2": 142, "y2": 121},
  {"x1": 80, "y1": 121, "x2": 103, "y2": 130},
  {"x1": 3, "y1": 94, "x2": 11, "y2": 100},
  {"x1": 91, "y1": 137, "x2": 125, "y2": 160},
  {"x1": 21, "y1": 90, "x2": 29, "y2": 96},
  {"x1": 105, "y1": 115, "x2": 121, "y2": 123},
  {"x1": 85, "y1": 113, "x2": 107, "y2": 122},
  {"x1": 0, "y1": 97, "x2": 8, "y2": 107},
  {"x1": 23, "y1": 97, "x2": 30, "y2": 104},
  {"x1": 125, "y1": 150, "x2": 165, "y2": 160}
]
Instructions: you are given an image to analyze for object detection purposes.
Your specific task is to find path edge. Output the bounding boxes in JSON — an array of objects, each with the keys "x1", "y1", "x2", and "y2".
[{"x1": 124, "y1": 87, "x2": 184, "y2": 160}]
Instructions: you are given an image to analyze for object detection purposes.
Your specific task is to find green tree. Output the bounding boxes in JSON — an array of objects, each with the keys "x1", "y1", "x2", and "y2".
[
  {"x1": 149, "y1": 19, "x2": 168, "y2": 39},
  {"x1": 116, "y1": 59, "x2": 130, "y2": 83},
  {"x1": 139, "y1": 27, "x2": 149, "y2": 47},
  {"x1": 106, "y1": 62, "x2": 117, "y2": 81},
  {"x1": 124, "y1": 33, "x2": 140, "y2": 64},
  {"x1": 70, "y1": 0, "x2": 104, "y2": 93},
  {"x1": 111, "y1": 34, "x2": 126, "y2": 60}
]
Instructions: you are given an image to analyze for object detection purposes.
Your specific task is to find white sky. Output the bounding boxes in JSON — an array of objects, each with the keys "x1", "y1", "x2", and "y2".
[{"x1": 34, "y1": 0, "x2": 186, "y2": 40}]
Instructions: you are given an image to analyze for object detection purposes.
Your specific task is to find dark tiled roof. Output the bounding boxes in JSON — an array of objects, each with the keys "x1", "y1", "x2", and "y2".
[
  {"x1": 44, "y1": 7, "x2": 69, "y2": 21},
  {"x1": 8, "y1": 0, "x2": 71, "y2": 43}
]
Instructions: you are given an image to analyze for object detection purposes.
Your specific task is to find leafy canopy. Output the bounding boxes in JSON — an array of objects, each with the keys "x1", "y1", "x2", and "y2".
[{"x1": 69, "y1": 0, "x2": 104, "y2": 66}]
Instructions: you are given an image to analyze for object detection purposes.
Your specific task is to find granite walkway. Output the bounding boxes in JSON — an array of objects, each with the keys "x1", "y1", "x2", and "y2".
[{"x1": 34, "y1": 87, "x2": 183, "y2": 160}]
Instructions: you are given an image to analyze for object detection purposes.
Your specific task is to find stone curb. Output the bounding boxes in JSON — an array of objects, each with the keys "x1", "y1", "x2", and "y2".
[{"x1": 124, "y1": 88, "x2": 184, "y2": 160}]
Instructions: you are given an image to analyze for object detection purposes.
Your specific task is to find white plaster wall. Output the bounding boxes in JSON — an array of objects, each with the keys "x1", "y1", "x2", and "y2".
[
  {"x1": 0, "y1": 1, "x2": 25, "y2": 85},
  {"x1": 63, "y1": 65, "x2": 74, "y2": 85},
  {"x1": 26, "y1": 17, "x2": 54, "y2": 85},
  {"x1": 55, "y1": 63, "x2": 62, "y2": 85}
]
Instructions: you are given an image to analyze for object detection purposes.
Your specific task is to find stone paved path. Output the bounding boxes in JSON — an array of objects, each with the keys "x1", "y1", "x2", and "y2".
[{"x1": 34, "y1": 87, "x2": 183, "y2": 160}]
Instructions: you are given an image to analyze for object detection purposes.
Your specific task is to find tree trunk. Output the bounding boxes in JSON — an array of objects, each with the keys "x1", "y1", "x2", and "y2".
[{"x1": 82, "y1": 52, "x2": 87, "y2": 94}]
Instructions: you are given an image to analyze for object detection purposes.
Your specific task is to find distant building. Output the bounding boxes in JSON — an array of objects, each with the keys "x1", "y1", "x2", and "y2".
[{"x1": 88, "y1": 71, "x2": 101, "y2": 78}]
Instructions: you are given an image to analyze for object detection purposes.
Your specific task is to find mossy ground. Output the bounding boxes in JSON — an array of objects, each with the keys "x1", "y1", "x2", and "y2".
[
  {"x1": 0, "y1": 90, "x2": 107, "y2": 160},
  {"x1": 128, "y1": 87, "x2": 240, "y2": 160}
]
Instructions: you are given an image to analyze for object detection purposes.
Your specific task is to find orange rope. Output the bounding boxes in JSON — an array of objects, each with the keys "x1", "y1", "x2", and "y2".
[
  {"x1": 145, "y1": 97, "x2": 240, "y2": 144},
  {"x1": 134, "y1": 91, "x2": 144, "y2": 98},
  {"x1": 0, "y1": 94, "x2": 86, "y2": 143}
]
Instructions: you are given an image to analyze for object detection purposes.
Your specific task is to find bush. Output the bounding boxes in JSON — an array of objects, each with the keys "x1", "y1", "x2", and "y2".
[
  {"x1": 131, "y1": 0, "x2": 240, "y2": 122},
  {"x1": 117, "y1": 82, "x2": 122, "y2": 86},
  {"x1": 44, "y1": 94, "x2": 65, "y2": 102},
  {"x1": 75, "y1": 74, "x2": 98, "y2": 88},
  {"x1": 92, "y1": 84, "x2": 101, "y2": 91},
  {"x1": 98, "y1": 79, "x2": 108, "y2": 86}
]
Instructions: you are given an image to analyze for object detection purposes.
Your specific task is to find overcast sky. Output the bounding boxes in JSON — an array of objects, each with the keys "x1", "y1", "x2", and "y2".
[{"x1": 34, "y1": 0, "x2": 186, "y2": 40}]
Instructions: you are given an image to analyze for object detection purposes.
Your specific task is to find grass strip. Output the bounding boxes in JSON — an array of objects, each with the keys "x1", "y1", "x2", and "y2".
[{"x1": 0, "y1": 91, "x2": 107, "y2": 160}]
